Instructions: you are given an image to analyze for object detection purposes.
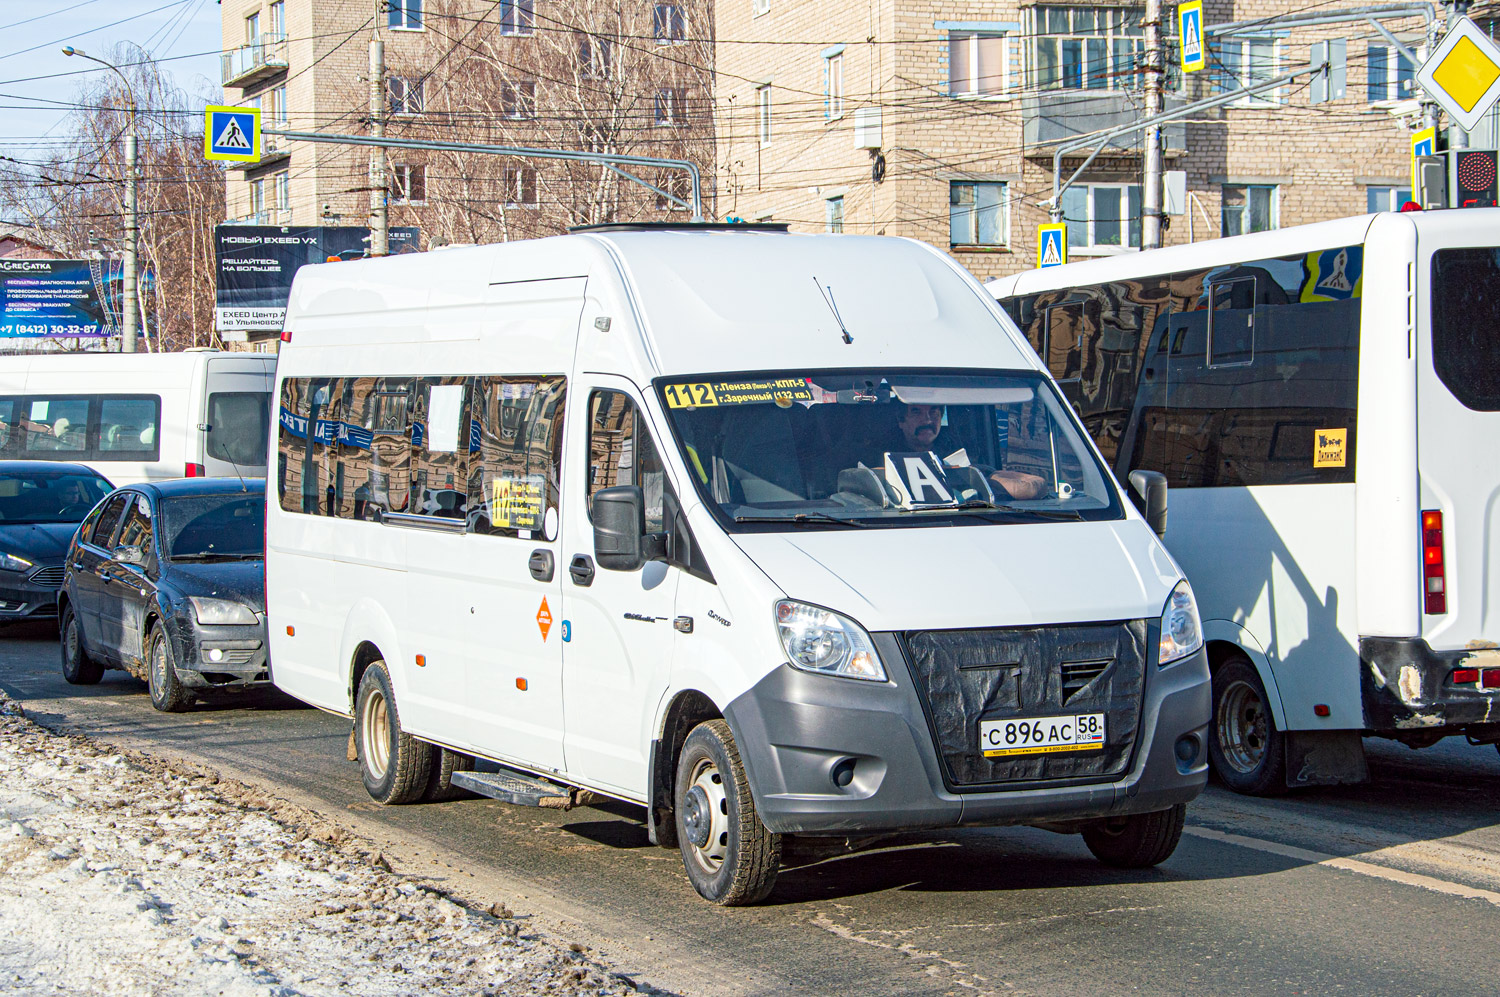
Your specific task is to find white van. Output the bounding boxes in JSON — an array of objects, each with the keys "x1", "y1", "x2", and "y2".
[
  {"x1": 0, "y1": 350, "x2": 276, "y2": 484},
  {"x1": 267, "y1": 226, "x2": 1211, "y2": 905}
]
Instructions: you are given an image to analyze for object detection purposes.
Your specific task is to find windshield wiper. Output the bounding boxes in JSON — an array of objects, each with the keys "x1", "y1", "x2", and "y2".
[
  {"x1": 171, "y1": 552, "x2": 262, "y2": 561},
  {"x1": 733, "y1": 511, "x2": 868, "y2": 528}
]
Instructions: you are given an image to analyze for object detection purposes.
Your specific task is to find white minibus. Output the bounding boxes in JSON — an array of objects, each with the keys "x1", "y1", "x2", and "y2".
[
  {"x1": 267, "y1": 226, "x2": 1210, "y2": 904},
  {"x1": 990, "y1": 210, "x2": 1500, "y2": 795},
  {"x1": 0, "y1": 351, "x2": 276, "y2": 484}
]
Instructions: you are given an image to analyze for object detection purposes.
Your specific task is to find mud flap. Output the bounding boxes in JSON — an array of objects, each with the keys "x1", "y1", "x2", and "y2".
[{"x1": 1285, "y1": 730, "x2": 1368, "y2": 787}]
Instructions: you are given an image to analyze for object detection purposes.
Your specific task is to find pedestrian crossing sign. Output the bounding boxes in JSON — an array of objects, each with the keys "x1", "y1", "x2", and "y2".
[
  {"x1": 204, "y1": 105, "x2": 260, "y2": 162},
  {"x1": 1178, "y1": 1, "x2": 1205, "y2": 73},
  {"x1": 1038, "y1": 223, "x2": 1067, "y2": 269},
  {"x1": 1411, "y1": 126, "x2": 1436, "y2": 192}
]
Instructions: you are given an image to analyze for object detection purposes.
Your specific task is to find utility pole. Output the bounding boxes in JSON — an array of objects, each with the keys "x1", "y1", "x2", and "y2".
[
  {"x1": 369, "y1": 38, "x2": 389, "y2": 257},
  {"x1": 1142, "y1": 0, "x2": 1165, "y2": 249},
  {"x1": 1446, "y1": 0, "x2": 1471, "y2": 149}
]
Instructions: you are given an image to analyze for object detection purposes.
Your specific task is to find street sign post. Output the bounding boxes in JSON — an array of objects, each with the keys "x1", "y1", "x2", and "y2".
[
  {"x1": 1412, "y1": 126, "x2": 1436, "y2": 191},
  {"x1": 1416, "y1": 17, "x2": 1500, "y2": 133},
  {"x1": 1178, "y1": 1, "x2": 1205, "y2": 73},
  {"x1": 204, "y1": 105, "x2": 261, "y2": 163},
  {"x1": 1038, "y1": 224, "x2": 1067, "y2": 268}
]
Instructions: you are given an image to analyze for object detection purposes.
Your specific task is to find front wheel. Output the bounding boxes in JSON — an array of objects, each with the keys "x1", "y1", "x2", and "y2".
[
  {"x1": 147, "y1": 625, "x2": 191, "y2": 713},
  {"x1": 1210, "y1": 657, "x2": 1287, "y2": 795},
  {"x1": 674, "y1": 719, "x2": 781, "y2": 905},
  {"x1": 59, "y1": 605, "x2": 103, "y2": 685},
  {"x1": 1082, "y1": 804, "x2": 1186, "y2": 868},
  {"x1": 355, "y1": 661, "x2": 432, "y2": 805}
]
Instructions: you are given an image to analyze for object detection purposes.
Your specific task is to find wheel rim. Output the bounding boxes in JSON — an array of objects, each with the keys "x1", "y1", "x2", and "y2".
[
  {"x1": 149, "y1": 635, "x2": 167, "y2": 694},
  {"x1": 361, "y1": 688, "x2": 391, "y2": 780},
  {"x1": 1217, "y1": 678, "x2": 1269, "y2": 775},
  {"x1": 682, "y1": 756, "x2": 729, "y2": 875},
  {"x1": 63, "y1": 617, "x2": 79, "y2": 671}
]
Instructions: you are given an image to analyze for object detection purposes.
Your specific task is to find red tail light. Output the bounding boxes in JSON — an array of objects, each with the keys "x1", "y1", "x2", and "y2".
[
  {"x1": 1422, "y1": 510, "x2": 1447, "y2": 615},
  {"x1": 1484, "y1": 669, "x2": 1500, "y2": 689},
  {"x1": 1452, "y1": 668, "x2": 1479, "y2": 684},
  {"x1": 280, "y1": 328, "x2": 292, "y2": 342},
  {"x1": 185, "y1": 463, "x2": 205, "y2": 478}
]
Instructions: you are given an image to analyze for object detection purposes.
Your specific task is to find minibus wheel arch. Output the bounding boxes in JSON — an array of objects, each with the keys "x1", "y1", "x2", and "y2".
[
  {"x1": 349, "y1": 641, "x2": 386, "y2": 713},
  {"x1": 650, "y1": 690, "x2": 723, "y2": 849}
]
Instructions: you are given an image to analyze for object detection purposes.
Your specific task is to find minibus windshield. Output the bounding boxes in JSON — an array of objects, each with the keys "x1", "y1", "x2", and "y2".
[{"x1": 658, "y1": 370, "x2": 1123, "y2": 529}]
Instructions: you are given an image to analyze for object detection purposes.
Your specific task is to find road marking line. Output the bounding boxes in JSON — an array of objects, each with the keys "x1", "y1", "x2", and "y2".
[{"x1": 1185, "y1": 825, "x2": 1500, "y2": 907}]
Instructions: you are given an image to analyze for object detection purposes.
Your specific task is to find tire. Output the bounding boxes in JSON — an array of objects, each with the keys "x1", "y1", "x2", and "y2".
[
  {"x1": 59, "y1": 605, "x2": 104, "y2": 685},
  {"x1": 1082, "y1": 803, "x2": 1187, "y2": 868},
  {"x1": 422, "y1": 747, "x2": 476, "y2": 802},
  {"x1": 147, "y1": 624, "x2": 191, "y2": 713},
  {"x1": 355, "y1": 661, "x2": 433, "y2": 805},
  {"x1": 674, "y1": 719, "x2": 780, "y2": 905},
  {"x1": 1209, "y1": 656, "x2": 1288, "y2": 796}
]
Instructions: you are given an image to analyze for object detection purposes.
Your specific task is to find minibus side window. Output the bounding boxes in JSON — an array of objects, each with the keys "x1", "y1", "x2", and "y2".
[
  {"x1": 346, "y1": 376, "x2": 413, "y2": 520},
  {"x1": 409, "y1": 377, "x2": 470, "y2": 521},
  {"x1": 276, "y1": 377, "x2": 314, "y2": 514},
  {"x1": 587, "y1": 391, "x2": 670, "y2": 534},
  {"x1": 310, "y1": 379, "x2": 343, "y2": 516},
  {"x1": 469, "y1": 375, "x2": 565, "y2": 538}
]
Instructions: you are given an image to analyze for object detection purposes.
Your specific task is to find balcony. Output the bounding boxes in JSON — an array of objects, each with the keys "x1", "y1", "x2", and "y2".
[
  {"x1": 1023, "y1": 91, "x2": 1186, "y2": 154},
  {"x1": 221, "y1": 33, "x2": 288, "y2": 89}
]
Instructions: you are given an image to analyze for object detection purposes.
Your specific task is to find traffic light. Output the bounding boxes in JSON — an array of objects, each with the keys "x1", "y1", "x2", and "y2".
[{"x1": 1450, "y1": 149, "x2": 1499, "y2": 208}]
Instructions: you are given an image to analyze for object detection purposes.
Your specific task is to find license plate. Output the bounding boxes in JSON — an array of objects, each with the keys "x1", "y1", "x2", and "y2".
[{"x1": 980, "y1": 713, "x2": 1106, "y2": 757}]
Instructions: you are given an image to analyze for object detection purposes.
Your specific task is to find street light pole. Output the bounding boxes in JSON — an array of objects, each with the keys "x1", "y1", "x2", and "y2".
[{"x1": 63, "y1": 46, "x2": 139, "y2": 353}]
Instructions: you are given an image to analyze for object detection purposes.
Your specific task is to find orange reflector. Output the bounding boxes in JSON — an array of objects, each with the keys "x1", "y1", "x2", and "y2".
[
  {"x1": 285, "y1": 625, "x2": 294, "y2": 636},
  {"x1": 1313, "y1": 704, "x2": 1330, "y2": 717},
  {"x1": 516, "y1": 678, "x2": 528, "y2": 691},
  {"x1": 415, "y1": 654, "x2": 426, "y2": 667}
]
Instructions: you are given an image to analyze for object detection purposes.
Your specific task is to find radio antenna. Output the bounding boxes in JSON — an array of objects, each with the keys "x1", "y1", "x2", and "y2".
[{"x1": 813, "y1": 277, "x2": 853, "y2": 345}]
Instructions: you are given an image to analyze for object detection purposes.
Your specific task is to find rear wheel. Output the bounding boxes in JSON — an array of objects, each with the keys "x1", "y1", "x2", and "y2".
[
  {"x1": 1210, "y1": 657, "x2": 1287, "y2": 795},
  {"x1": 147, "y1": 625, "x2": 191, "y2": 713},
  {"x1": 1082, "y1": 804, "x2": 1187, "y2": 868},
  {"x1": 59, "y1": 605, "x2": 103, "y2": 685},
  {"x1": 674, "y1": 719, "x2": 780, "y2": 905},
  {"x1": 355, "y1": 661, "x2": 432, "y2": 805},
  {"x1": 422, "y1": 747, "x2": 476, "y2": 802}
]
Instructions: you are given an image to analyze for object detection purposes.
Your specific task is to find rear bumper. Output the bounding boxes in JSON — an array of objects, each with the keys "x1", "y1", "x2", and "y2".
[
  {"x1": 1361, "y1": 636, "x2": 1500, "y2": 731},
  {"x1": 724, "y1": 636, "x2": 1210, "y2": 835}
]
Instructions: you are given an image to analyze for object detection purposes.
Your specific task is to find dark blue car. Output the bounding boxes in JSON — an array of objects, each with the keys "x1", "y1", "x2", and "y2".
[
  {"x1": 0, "y1": 461, "x2": 113, "y2": 623},
  {"x1": 59, "y1": 478, "x2": 269, "y2": 712}
]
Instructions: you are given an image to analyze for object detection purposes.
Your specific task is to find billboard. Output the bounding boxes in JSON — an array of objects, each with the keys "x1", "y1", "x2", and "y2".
[
  {"x1": 215, "y1": 225, "x2": 421, "y2": 333},
  {"x1": 0, "y1": 258, "x2": 121, "y2": 338}
]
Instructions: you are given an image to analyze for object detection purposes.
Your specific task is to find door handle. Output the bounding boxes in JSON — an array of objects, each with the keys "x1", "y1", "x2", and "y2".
[
  {"x1": 568, "y1": 554, "x2": 595, "y2": 587},
  {"x1": 528, "y1": 549, "x2": 555, "y2": 582}
]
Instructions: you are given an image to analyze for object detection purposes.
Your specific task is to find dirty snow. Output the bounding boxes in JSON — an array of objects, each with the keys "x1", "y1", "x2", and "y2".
[{"x1": 0, "y1": 690, "x2": 649, "y2": 996}]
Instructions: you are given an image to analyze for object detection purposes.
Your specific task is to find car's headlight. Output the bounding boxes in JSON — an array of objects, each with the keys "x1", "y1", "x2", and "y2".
[
  {"x1": 774, "y1": 600, "x2": 887, "y2": 681},
  {"x1": 0, "y1": 552, "x2": 34, "y2": 573},
  {"x1": 188, "y1": 597, "x2": 259, "y2": 626},
  {"x1": 1159, "y1": 580, "x2": 1203, "y2": 665}
]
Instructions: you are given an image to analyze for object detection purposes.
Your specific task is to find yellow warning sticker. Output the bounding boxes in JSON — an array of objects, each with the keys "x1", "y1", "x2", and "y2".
[
  {"x1": 664, "y1": 379, "x2": 814, "y2": 409},
  {"x1": 1314, "y1": 428, "x2": 1347, "y2": 468}
]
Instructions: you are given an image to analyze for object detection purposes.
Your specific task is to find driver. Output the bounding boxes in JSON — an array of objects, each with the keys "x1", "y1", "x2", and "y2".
[{"x1": 886, "y1": 403, "x2": 1047, "y2": 501}]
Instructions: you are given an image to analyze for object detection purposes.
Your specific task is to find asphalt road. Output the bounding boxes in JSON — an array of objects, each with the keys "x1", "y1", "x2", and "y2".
[{"x1": 4, "y1": 619, "x2": 1500, "y2": 996}]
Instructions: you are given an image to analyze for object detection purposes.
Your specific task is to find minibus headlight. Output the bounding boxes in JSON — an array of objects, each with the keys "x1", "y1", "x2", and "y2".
[
  {"x1": 774, "y1": 600, "x2": 887, "y2": 682},
  {"x1": 0, "y1": 552, "x2": 33, "y2": 573},
  {"x1": 1159, "y1": 580, "x2": 1203, "y2": 665},
  {"x1": 189, "y1": 597, "x2": 259, "y2": 626}
]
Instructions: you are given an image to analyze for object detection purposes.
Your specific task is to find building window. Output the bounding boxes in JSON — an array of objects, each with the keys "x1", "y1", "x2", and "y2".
[
  {"x1": 388, "y1": 0, "x2": 422, "y2": 29},
  {"x1": 949, "y1": 32, "x2": 1008, "y2": 96},
  {"x1": 1212, "y1": 37, "x2": 1278, "y2": 105},
  {"x1": 391, "y1": 164, "x2": 426, "y2": 204},
  {"x1": 1030, "y1": 6, "x2": 1147, "y2": 91},
  {"x1": 1221, "y1": 184, "x2": 1278, "y2": 237},
  {"x1": 269, "y1": 1, "x2": 284, "y2": 36},
  {"x1": 504, "y1": 167, "x2": 537, "y2": 207},
  {"x1": 387, "y1": 76, "x2": 424, "y2": 116},
  {"x1": 501, "y1": 80, "x2": 536, "y2": 119},
  {"x1": 500, "y1": 0, "x2": 534, "y2": 36},
  {"x1": 249, "y1": 177, "x2": 265, "y2": 218},
  {"x1": 825, "y1": 196, "x2": 844, "y2": 233},
  {"x1": 655, "y1": 173, "x2": 691, "y2": 211},
  {"x1": 245, "y1": 11, "x2": 259, "y2": 44},
  {"x1": 273, "y1": 172, "x2": 289, "y2": 213},
  {"x1": 266, "y1": 85, "x2": 288, "y2": 126},
  {"x1": 1368, "y1": 45, "x2": 1416, "y2": 102},
  {"x1": 578, "y1": 33, "x2": 613, "y2": 80},
  {"x1": 752, "y1": 0, "x2": 770, "y2": 15},
  {"x1": 757, "y1": 84, "x2": 772, "y2": 144},
  {"x1": 1060, "y1": 183, "x2": 1142, "y2": 250},
  {"x1": 824, "y1": 51, "x2": 844, "y2": 119},
  {"x1": 1366, "y1": 185, "x2": 1413, "y2": 212},
  {"x1": 653, "y1": 4, "x2": 686, "y2": 44},
  {"x1": 654, "y1": 88, "x2": 687, "y2": 127},
  {"x1": 950, "y1": 182, "x2": 1009, "y2": 247}
]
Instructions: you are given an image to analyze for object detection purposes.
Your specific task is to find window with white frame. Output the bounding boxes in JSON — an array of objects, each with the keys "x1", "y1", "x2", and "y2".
[
  {"x1": 245, "y1": 11, "x2": 259, "y2": 44},
  {"x1": 949, "y1": 32, "x2": 1009, "y2": 96},
  {"x1": 266, "y1": 85, "x2": 288, "y2": 126},
  {"x1": 269, "y1": 1, "x2": 284, "y2": 36},
  {"x1": 501, "y1": 79, "x2": 536, "y2": 119},
  {"x1": 1366, "y1": 185, "x2": 1412, "y2": 212},
  {"x1": 655, "y1": 173, "x2": 691, "y2": 211},
  {"x1": 949, "y1": 182, "x2": 1009, "y2": 247},
  {"x1": 249, "y1": 177, "x2": 265, "y2": 218},
  {"x1": 387, "y1": 76, "x2": 424, "y2": 116},
  {"x1": 390, "y1": 164, "x2": 426, "y2": 204},
  {"x1": 504, "y1": 166, "x2": 538, "y2": 207},
  {"x1": 1060, "y1": 183, "x2": 1142, "y2": 250},
  {"x1": 825, "y1": 196, "x2": 845, "y2": 233},
  {"x1": 578, "y1": 33, "x2": 613, "y2": 80},
  {"x1": 273, "y1": 172, "x2": 289, "y2": 213},
  {"x1": 1030, "y1": 6, "x2": 1148, "y2": 91},
  {"x1": 388, "y1": 0, "x2": 422, "y2": 30},
  {"x1": 1221, "y1": 184, "x2": 1278, "y2": 236},
  {"x1": 824, "y1": 50, "x2": 844, "y2": 119},
  {"x1": 654, "y1": 88, "x2": 687, "y2": 127},
  {"x1": 1212, "y1": 36, "x2": 1278, "y2": 105},
  {"x1": 757, "y1": 84, "x2": 772, "y2": 144},
  {"x1": 1367, "y1": 44, "x2": 1416, "y2": 102},
  {"x1": 500, "y1": 0, "x2": 534, "y2": 36},
  {"x1": 752, "y1": 0, "x2": 770, "y2": 15},
  {"x1": 653, "y1": 4, "x2": 686, "y2": 44}
]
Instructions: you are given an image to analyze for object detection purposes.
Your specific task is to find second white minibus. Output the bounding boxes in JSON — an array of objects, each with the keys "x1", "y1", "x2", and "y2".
[
  {"x1": 268, "y1": 226, "x2": 1210, "y2": 904},
  {"x1": 991, "y1": 210, "x2": 1500, "y2": 794}
]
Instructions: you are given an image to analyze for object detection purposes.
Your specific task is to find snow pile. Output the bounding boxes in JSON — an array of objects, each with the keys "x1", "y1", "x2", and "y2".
[{"x1": 0, "y1": 690, "x2": 648, "y2": 996}]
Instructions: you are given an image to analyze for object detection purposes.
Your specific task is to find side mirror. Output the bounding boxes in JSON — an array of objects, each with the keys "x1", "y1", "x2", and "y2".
[
  {"x1": 112, "y1": 545, "x2": 144, "y2": 566},
  {"x1": 592, "y1": 486, "x2": 669, "y2": 571},
  {"x1": 1127, "y1": 470, "x2": 1168, "y2": 539}
]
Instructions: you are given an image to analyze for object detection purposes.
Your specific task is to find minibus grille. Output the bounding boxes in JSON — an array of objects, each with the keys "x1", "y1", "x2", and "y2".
[{"x1": 901, "y1": 620, "x2": 1148, "y2": 789}]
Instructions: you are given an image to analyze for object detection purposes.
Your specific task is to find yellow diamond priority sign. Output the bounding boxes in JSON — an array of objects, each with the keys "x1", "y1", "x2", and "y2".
[{"x1": 1416, "y1": 17, "x2": 1500, "y2": 132}]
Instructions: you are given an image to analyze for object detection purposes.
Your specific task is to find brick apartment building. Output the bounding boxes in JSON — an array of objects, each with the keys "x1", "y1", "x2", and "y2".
[
  {"x1": 219, "y1": 0, "x2": 715, "y2": 242},
  {"x1": 716, "y1": 0, "x2": 1498, "y2": 279}
]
